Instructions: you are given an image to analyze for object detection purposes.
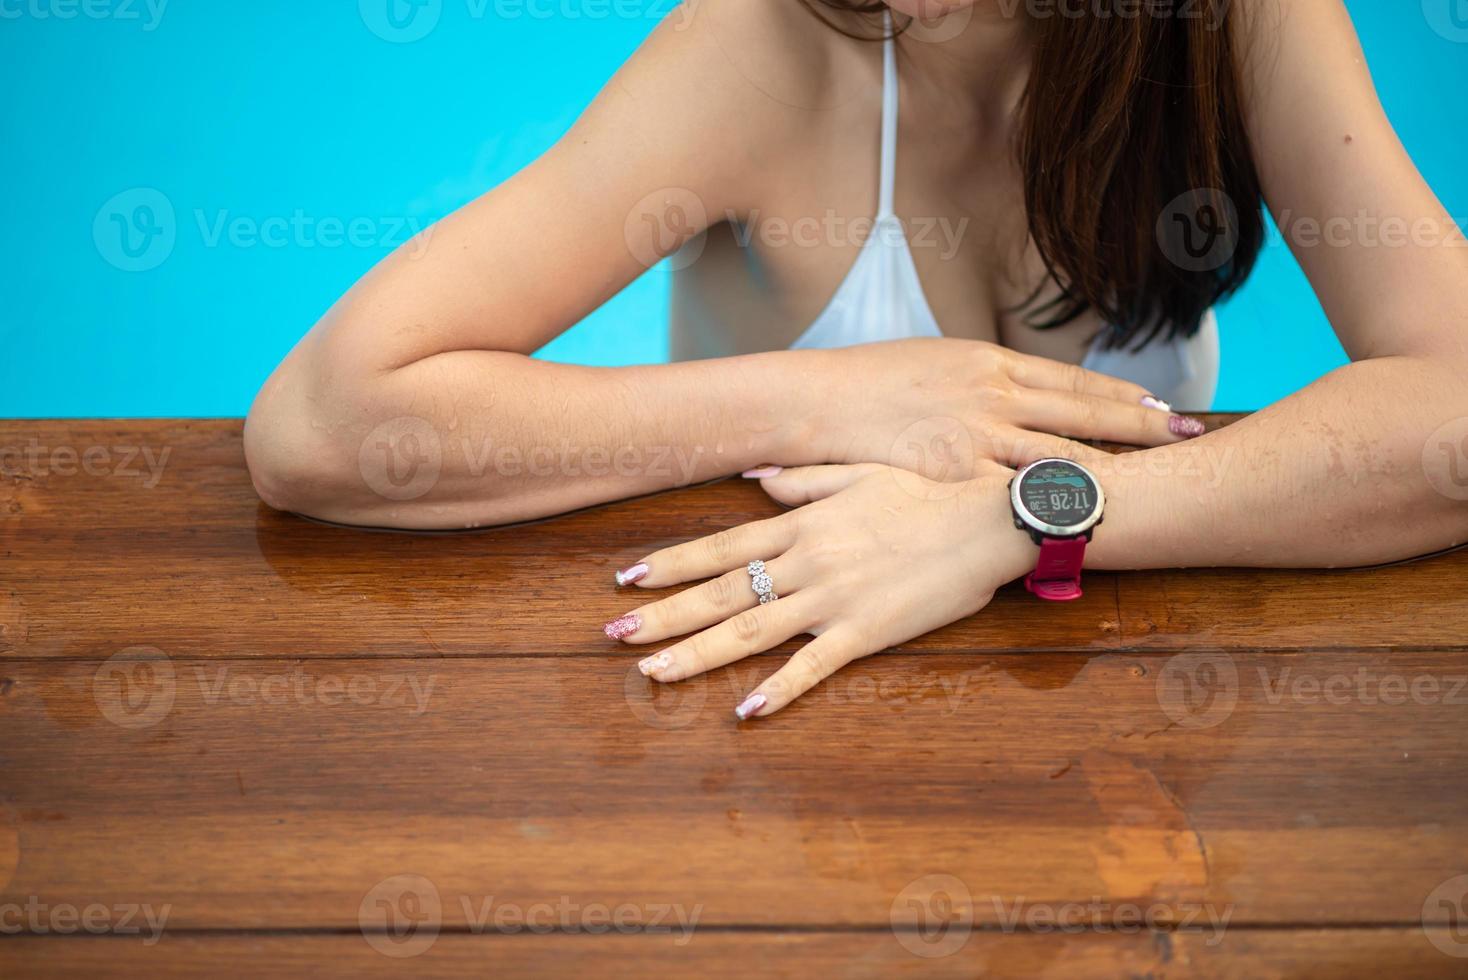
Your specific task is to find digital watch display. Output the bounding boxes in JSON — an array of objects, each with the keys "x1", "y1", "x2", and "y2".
[{"x1": 1009, "y1": 458, "x2": 1106, "y2": 601}]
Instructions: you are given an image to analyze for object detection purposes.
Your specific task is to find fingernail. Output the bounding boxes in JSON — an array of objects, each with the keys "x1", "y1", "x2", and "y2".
[
  {"x1": 742, "y1": 466, "x2": 783, "y2": 479},
  {"x1": 1141, "y1": 395, "x2": 1172, "y2": 413},
  {"x1": 604, "y1": 614, "x2": 642, "y2": 641},
  {"x1": 615, "y1": 563, "x2": 649, "y2": 587},
  {"x1": 734, "y1": 692, "x2": 767, "y2": 720},
  {"x1": 1169, "y1": 415, "x2": 1206, "y2": 438},
  {"x1": 638, "y1": 651, "x2": 672, "y2": 676}
]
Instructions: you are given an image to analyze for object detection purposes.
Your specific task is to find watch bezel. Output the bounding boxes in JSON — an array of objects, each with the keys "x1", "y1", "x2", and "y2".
[{"x1": 1010, "y1": 457, "x2": 1106, "y2": 539}]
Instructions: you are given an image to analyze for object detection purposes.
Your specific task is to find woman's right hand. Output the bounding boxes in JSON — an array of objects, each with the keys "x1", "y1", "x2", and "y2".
[{"x1": 807, "y1": 337, "x2": 1206, "y2": 477}]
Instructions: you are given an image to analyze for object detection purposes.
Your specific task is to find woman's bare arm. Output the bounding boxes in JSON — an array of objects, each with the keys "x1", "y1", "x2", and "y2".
[
  {"x1": 242, "y1": 1, "x2": 840, "y2": 528},
  {"x1": 1087, "y1": 0, "x2": 1468, "y2": 569},
  {"x1": 244, "y1": 0, "x2": 1190, "y2": 529}
]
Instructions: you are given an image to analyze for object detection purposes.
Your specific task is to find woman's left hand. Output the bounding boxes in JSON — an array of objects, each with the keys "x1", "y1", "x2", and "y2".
[{"x1": 605, "y1": 463, "x2": 1042, "y2": 719}]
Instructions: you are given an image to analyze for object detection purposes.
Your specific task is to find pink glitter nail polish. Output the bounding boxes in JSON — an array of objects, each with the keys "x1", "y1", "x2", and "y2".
[
  {"x1": 1169, "y1": 415, "x2": 1206, "y2": 438},
  {"x1": 604, "y1": 614, "x2": 642, "y2": 641}
]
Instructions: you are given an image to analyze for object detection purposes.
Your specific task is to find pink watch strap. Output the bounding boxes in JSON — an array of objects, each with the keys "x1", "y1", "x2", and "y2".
[{"x1": 1024, "y1": 536, "x2": 1088, "y2": 602}]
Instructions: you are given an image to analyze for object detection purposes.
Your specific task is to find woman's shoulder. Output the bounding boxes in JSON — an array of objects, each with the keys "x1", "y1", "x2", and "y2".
[{"x1": 629, "y1": 0, "x2": 880, "y2": 122}]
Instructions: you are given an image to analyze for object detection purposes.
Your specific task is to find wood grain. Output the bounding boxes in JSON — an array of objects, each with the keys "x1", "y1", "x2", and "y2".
[
  {"x1": 2, "y1": 652, "x2": 1466, "y2": 929},
  {"x1": 2, "y1": 930, "x2": 1463, "y2": 980},
  {"x1": 3, "y1": 418, "x2": 1467, "y2": 975}
]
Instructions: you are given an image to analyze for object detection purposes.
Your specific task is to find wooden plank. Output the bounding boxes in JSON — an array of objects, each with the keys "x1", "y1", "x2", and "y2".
[
  {"x1": 0, "y1": 929, "x2": 1464, "y2": 979},
  {"x1": 6, "y1": 420, "x2": 1468, "y2": 661},
  {"x1": 0, "y1": 420, "x2": 1123, "y2": 659},
  {"x1": 2, "y1": 651, "x2": 1466, "y2": 929},
  {"x1": 1115, "y1": 557, "x2": 1468, "y2": 650}
]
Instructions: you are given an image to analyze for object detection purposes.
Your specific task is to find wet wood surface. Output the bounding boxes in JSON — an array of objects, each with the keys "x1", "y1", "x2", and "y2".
[{"x1": 2, "y1": 418, "x2": 1466, "y2": 977}]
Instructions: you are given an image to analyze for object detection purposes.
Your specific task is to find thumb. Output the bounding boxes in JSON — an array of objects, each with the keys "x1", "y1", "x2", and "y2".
[{"x1": 743, "y1": 463, "x2": 888, "y2": 506}]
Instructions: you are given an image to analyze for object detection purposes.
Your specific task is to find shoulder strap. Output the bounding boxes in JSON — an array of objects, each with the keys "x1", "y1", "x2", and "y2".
[{"x1": 878, "y1": 15, "x2": 898, "y2": 218}]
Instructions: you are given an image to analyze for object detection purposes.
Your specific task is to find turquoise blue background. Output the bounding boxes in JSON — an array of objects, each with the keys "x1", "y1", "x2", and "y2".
[{"x1": 2, "y1": 1, "x2": 1464, "y2": 416}]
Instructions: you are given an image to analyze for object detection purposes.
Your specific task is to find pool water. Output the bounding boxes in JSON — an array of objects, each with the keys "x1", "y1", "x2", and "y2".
[{"x1": 2, "y1": 1, "x2": 1464, "y2": 415}]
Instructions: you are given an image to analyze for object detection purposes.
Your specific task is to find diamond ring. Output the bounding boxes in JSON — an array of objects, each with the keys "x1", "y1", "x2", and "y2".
[{"x1": 747, "y1": 559, "x2": 777, "y2": 604}]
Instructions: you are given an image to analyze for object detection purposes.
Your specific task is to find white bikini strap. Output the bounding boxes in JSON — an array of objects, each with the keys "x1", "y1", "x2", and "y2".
[{"x1": 878, "y1": 13, "x2": 898, "y2": 218}]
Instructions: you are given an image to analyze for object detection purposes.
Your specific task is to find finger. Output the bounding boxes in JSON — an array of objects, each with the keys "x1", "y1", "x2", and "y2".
[
  {"x1": 989, "y1": 427, "x2": 1108, "y2": 469},
  {"x1": 627, "y1": 514, "x2": 798, "y2": 588},
  {"x1": 755, "y1": 463, "x2": 888, "y2": 506},
  {"x1": 635, "y1": 590, "x2": 823, "y2": 684},
  {"x1": 1002, "y1": 349, "x2": 1156, "y2": 406},
  {"x1": 1010, "y1": 390, "x2": 1207, "y2": 447},
  {"x1": 610, "y1": 555, "x2": 805, "y2": 645},
  {"x1": 733, "y1": 626, "x2": 867, "y2": 720}
]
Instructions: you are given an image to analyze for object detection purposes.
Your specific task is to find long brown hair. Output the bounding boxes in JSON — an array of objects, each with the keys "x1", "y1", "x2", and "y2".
[{"x1": 799, "y1": 0, "x2": 1264, "y2": 350}]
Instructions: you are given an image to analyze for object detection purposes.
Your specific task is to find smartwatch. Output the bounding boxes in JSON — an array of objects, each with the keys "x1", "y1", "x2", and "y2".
[{"x1": 1009, "y1": 458, "x2": 1106, "y2": 602}]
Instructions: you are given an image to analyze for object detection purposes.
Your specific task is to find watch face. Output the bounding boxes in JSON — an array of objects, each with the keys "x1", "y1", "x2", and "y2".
[{"x1": 1014, "y1": 459, "x2": 1102, "y2": 533}]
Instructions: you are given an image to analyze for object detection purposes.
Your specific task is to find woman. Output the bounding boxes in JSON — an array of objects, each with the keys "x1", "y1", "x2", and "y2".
[{"x1": 244, "y1": 0, "x2": 1468, "y2": 720}]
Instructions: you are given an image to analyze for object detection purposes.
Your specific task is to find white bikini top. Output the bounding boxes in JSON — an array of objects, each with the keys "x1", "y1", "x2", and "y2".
[{"x1": 788, "y1": 18, "x2": 1219, "y2": 410}]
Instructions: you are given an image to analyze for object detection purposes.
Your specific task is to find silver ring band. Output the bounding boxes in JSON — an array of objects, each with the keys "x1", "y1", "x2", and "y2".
[{"x1": 747, "y1": 559, "x2": 777, "y2": 604}]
